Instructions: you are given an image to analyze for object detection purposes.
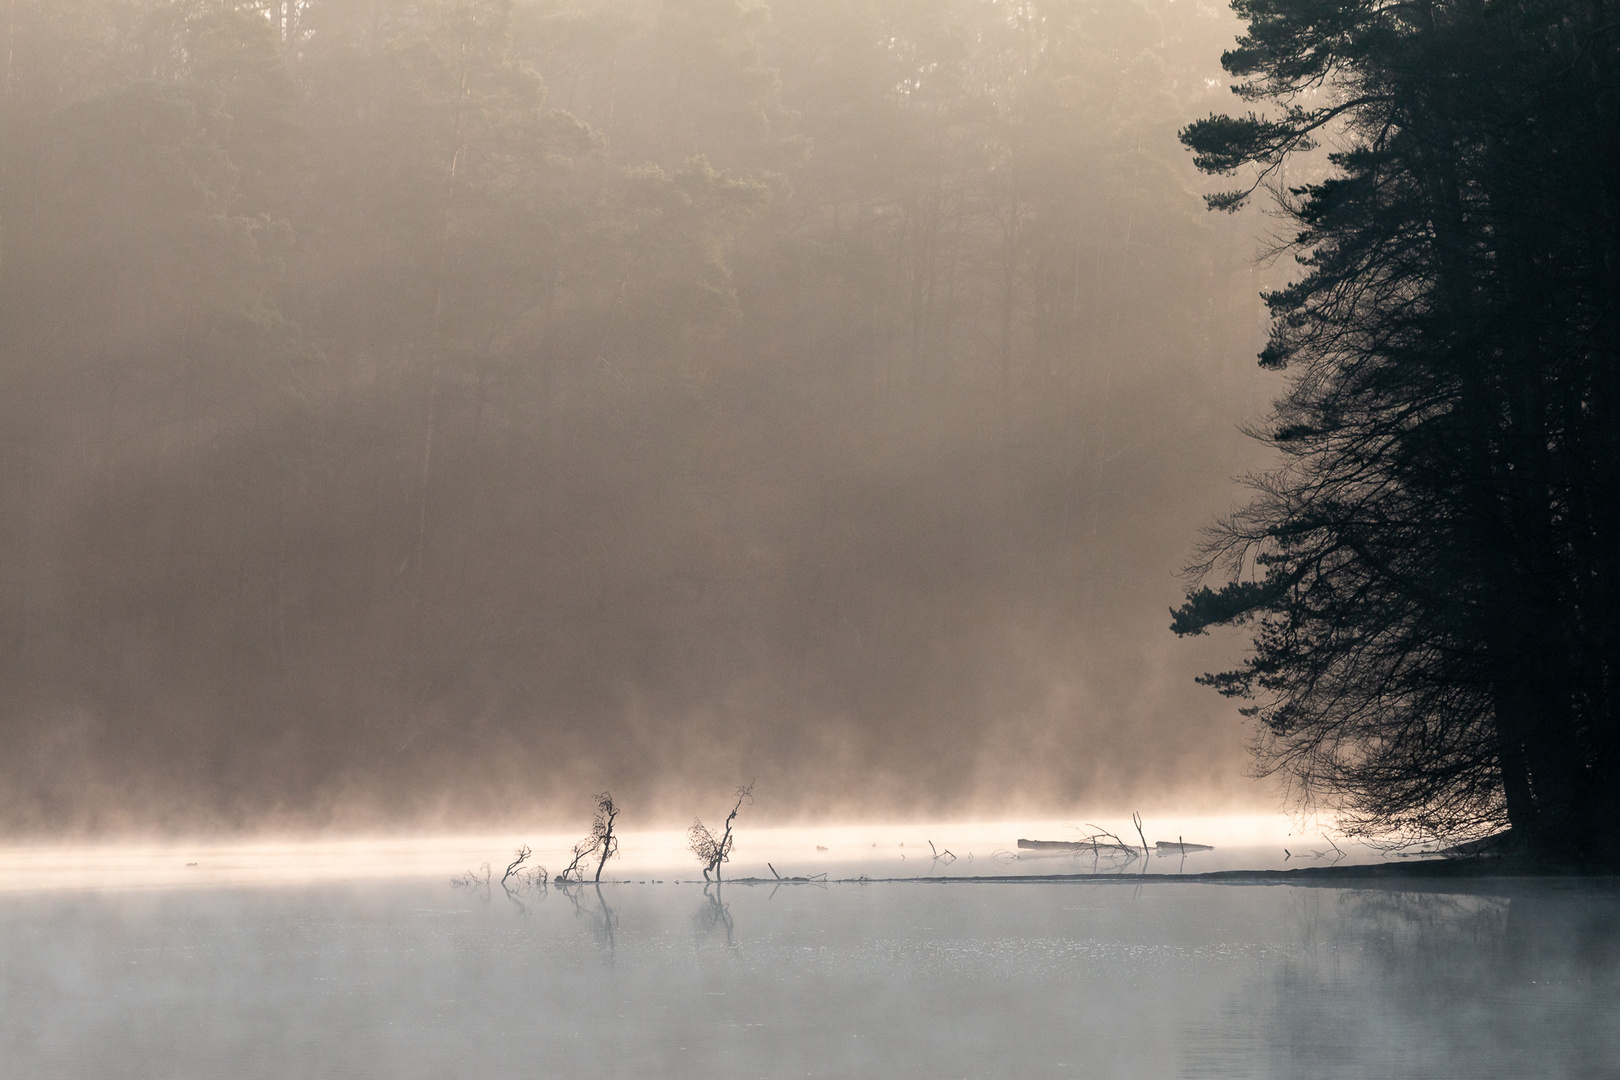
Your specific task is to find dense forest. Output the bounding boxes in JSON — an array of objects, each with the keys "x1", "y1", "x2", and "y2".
[{"x1": 0, "y1": 0, "x2": 1267, "y2": 831}]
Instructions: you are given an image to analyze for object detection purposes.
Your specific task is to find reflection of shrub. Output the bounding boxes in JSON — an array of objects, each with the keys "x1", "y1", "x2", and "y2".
[
  {"x1": 693, "y1": 886, "x2": 733, "y2": 942},
  {"x1": 450, "y1": 862, "x2": 490, "y2": 891},
  {"x1": 689, "y1": 782, "x2": 753, "y2": 882}
]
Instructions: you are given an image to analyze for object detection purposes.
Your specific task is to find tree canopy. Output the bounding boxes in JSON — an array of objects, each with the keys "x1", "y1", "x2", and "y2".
[{"x1": 1173, "y1": 0, "x2": 1620, "y2": 865}]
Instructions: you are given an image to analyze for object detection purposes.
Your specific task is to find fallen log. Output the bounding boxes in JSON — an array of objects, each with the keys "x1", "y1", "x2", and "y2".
[{"x1": 1017, "y1": 838, "x2": 1140, "y2": 854}]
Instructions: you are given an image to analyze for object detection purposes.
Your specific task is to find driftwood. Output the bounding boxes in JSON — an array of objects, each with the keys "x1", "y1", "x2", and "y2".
[
  {"x1": 1019, "y1": 818, "x2": 1212, "y2": 858},
  {"x1": 1017, "y1": 838, "x2": 1141, "y2": 855}
]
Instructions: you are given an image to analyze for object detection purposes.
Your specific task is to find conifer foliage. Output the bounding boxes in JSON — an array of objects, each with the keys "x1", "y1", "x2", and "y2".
[{"x1": 1174, "y1": 0, "x2": 1620, "y2": 865}]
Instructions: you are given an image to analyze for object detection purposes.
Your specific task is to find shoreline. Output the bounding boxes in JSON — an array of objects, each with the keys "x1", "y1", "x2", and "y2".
[{"x1": 715, "y1": 860, "x2": 1620, "y2": 892}]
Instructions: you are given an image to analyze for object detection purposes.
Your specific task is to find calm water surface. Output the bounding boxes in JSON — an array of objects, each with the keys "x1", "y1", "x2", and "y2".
[{"x1": 2, "y1": 870, "x2": 1616, "y2": 1079}]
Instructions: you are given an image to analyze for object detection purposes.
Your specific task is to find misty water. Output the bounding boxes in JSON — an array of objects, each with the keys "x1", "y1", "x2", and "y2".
[{"x1": 2, "y1": 838, "x2": 1616, "y2": 1079}]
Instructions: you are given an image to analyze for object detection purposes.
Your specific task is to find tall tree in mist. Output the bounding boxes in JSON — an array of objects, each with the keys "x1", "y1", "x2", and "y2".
[{"x1": 1173, "y1": 0, "x2": 1620, "y2": 864}]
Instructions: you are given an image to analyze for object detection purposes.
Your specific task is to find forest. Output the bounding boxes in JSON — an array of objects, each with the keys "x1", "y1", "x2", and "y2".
[{"x1": 0, "y1": 0, "x2": 1268, "y2": 830}]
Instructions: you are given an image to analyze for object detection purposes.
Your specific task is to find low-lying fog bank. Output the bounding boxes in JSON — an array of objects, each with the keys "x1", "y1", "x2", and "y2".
[
  {"x1": 0, "y1": 814, "x2": 1393, "y2": 892},
  {"x1": 3, "y1": 875, "x2": 1615, "y2": 1079}
]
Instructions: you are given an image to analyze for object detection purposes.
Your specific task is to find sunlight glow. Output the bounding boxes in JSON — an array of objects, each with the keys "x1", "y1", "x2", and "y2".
[{"x1": 0, "y1": 814, "x2": 1346, "y2": 892}]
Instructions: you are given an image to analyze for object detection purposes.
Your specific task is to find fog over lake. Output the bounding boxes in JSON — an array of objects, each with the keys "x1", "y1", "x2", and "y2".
[
  {"x1": 4, "y1": 859, "x2": 1616, "y2": 1079},
  {"x1": 3, "y1": 0, "x2": 1618, "y2": 1074}
]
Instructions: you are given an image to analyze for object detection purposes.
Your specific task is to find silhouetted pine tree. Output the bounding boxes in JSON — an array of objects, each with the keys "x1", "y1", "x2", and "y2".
[{"x1": 1174, "y1": 0, "x2": 1620, "y2": 866}]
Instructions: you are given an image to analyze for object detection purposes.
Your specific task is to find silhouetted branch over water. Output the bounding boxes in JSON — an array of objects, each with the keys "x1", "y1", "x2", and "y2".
[
  {"x1": 551, "y1": 792, "x2": 621, "y2": 884},
  {"x1": 689, "y1": 782, "x2": 753, "y2": 883}
]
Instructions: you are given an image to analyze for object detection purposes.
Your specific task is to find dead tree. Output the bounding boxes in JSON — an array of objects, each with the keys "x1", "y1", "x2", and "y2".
[
  {"x1": 501, "y1": 845, "x2": 532, "y2": 887},
  {"x1": 1132, "y1": 812, "x2": 1150, "y2": 856},
  {"x1": 688, "y1": 782, "x2": 753, "y2": 882},
  {"x1": 590, "y1": 791, "x2": 620, "y2": 882},
  {"x1": 551, "y1": 792, "x2": 622, "y2": 884},
  {"x1": 554, "y1": 839, "x2": 593, "y2": 884}
]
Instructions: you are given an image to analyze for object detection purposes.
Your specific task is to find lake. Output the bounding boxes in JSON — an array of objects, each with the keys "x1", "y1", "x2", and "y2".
[{"x1": 0, "y1": 830, "x2": 1616, "y2": 1078}]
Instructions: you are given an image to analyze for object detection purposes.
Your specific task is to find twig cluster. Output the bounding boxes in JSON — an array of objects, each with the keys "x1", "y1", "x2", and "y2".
[
  {"x1": 500, "y1": 844, "x2": 548, "y2": 891},
  {"x1": 555, "y1": 791, "x2": 621, "y2": 884},
  {"x1": 689, "y1": 782, "x2": 754, "y2": 882},
  {"x1": 450, "y1": 861, "x2": 491, "y2": 892}
]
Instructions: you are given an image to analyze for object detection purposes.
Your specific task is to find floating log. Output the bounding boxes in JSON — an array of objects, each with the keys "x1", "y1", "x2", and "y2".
[
  {"x1": 1017, "y1": 838, "x2": 1140, "y2": 854},
  {"x1": 1155, "y1": 841, "x2": 1214, "y2": 853}
]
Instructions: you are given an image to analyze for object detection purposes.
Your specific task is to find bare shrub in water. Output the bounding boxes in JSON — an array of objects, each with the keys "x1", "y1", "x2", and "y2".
[
  {"x1": 689, "y1": 782, "x2": 753, "y2": 882},
  {"x1": 554, "y1": 792, "x2": 623, "y2": 885}
]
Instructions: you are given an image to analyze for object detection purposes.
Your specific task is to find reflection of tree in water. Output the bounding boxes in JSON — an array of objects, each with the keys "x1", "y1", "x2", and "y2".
[
  {"x1": 590, "y1": 885, "x2": 619, "y2": 957},
  {"x1": 555, "y1": 882, "x2": 618, "y2": 961},
  {"x1": 1336, "y1": 887, "x2": 1620, "y2": 1002},
  {"x1": 1185, "y1": 887, "x2": 1620, "y2": 1079},
  {"x1": 694, "y1": 883, "x2": 735, "y2": 947},
  {"x1": 499, "y1": 874, "x2": 548, "y2": 918},
  {"x1": 449, "y1": 862, "x2": 492, "y2": 903}
]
